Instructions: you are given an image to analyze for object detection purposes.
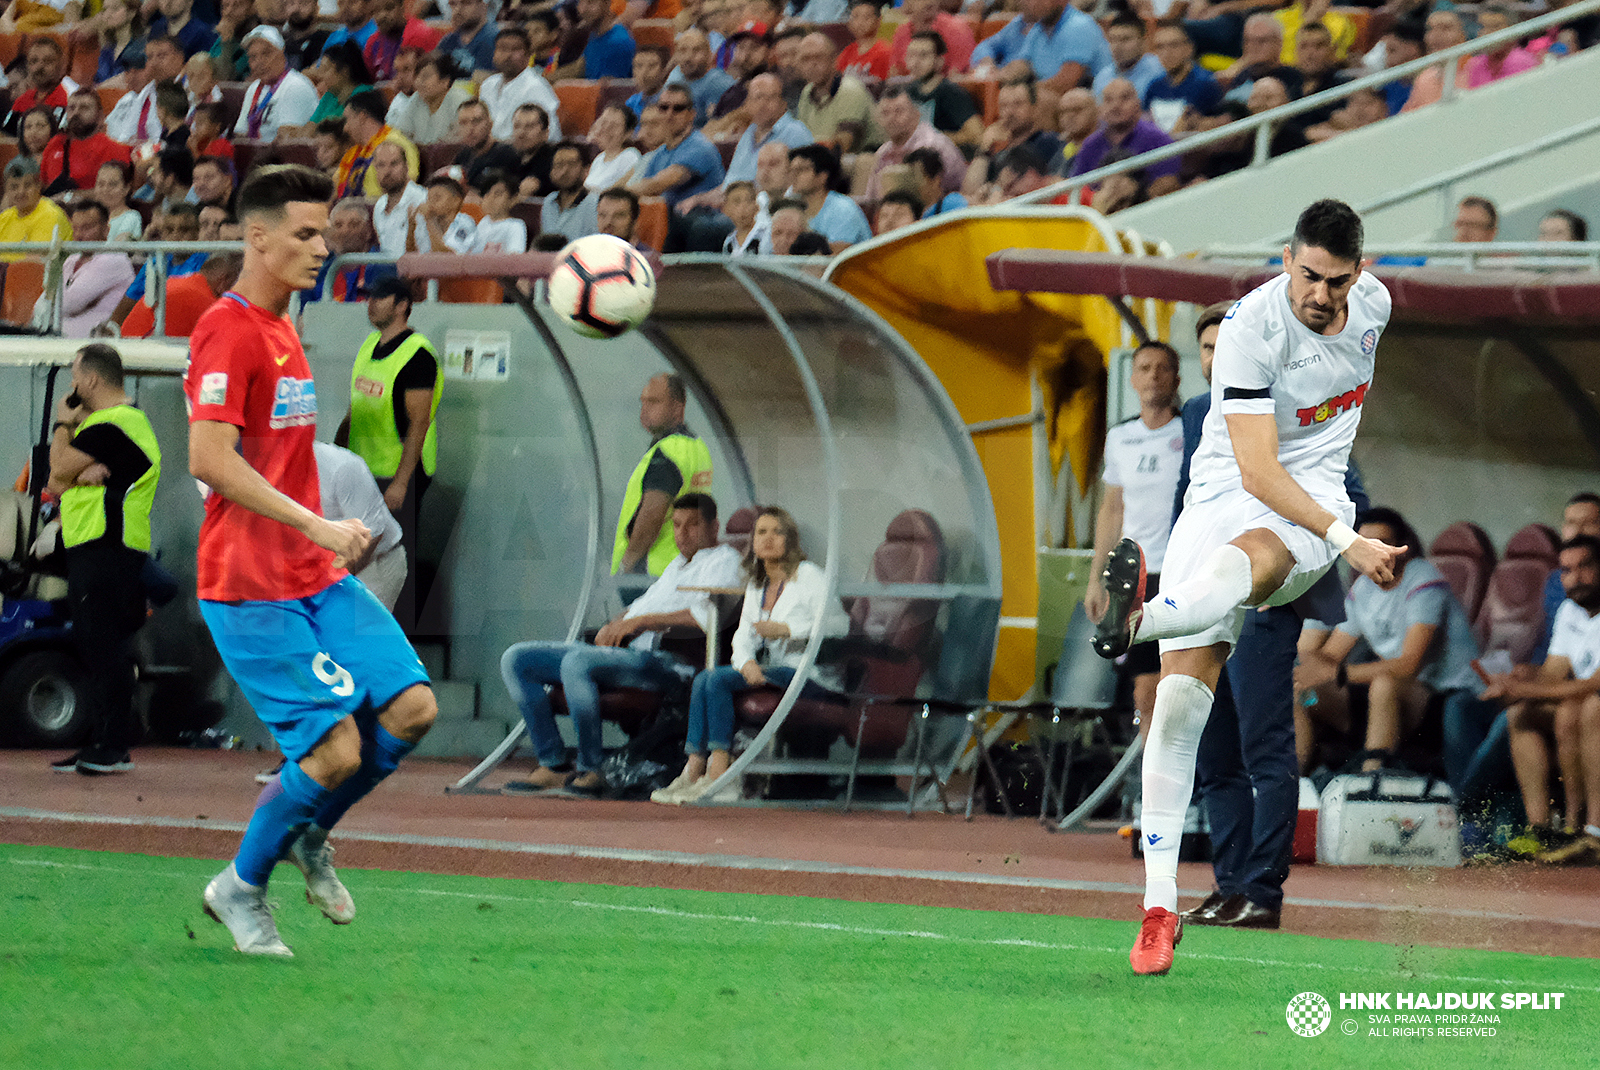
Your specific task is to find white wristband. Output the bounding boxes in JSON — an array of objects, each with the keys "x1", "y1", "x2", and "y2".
[{"x1": 1325, "y1": 520, "x2": 1359, "y2": 553}]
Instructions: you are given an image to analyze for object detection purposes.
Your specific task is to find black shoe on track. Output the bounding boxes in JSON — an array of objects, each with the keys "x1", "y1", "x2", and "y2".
[{"x1": 1092, "y1": 538, "x2": 1146, "y2": 660}]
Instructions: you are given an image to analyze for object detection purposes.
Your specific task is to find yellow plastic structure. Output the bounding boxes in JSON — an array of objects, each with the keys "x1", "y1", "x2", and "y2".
[{"x1": 827, "y1": 208, "x2": 1174, "y2": 701}]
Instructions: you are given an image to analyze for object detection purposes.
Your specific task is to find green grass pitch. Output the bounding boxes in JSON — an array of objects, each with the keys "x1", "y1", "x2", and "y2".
[{"x1": 0, "y1": 843, "x2": 1590, "y2": 1070}]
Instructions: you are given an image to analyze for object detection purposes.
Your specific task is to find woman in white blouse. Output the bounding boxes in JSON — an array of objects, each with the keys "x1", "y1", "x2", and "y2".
[
  {"x1": 583, "y1": 105, "x2": 643, "y2": 193},
  {"x1": 653, "y1": 506, "x2": 849, "y2": 804}
]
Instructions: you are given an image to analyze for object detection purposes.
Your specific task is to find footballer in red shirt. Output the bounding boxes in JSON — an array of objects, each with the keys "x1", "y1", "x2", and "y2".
[{"x1": 187, "y1": 164, "x2": 435, "y2": 958}]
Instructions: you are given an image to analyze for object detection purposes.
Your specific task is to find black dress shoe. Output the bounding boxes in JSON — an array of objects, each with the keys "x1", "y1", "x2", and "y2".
[
  {"x1": 1211, "y1": 897, "x2": 1281, "y2": 929},
  {"x1": 1181, "y1": 891, "x2": 1232, "y2": 924}
]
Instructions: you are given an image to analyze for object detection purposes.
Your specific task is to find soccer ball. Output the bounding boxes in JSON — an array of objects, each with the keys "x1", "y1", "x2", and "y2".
[{"x1": 546, "y1": 234, "x2": 657, "y2": 339}]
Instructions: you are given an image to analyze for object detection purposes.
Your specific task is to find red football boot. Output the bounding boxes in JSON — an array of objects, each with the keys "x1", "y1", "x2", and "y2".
[{"x1": 1130, "y1": 906, "x2": 1183, "y2": 976}]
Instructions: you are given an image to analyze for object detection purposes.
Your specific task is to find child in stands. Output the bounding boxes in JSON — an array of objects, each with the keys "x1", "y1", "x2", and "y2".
[{"x1": 469, "y1": 170, "x2": 527, "y2": 254}]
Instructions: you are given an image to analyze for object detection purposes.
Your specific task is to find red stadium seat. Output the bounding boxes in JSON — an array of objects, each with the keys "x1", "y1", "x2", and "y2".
[
  {"x1": 1476, "y1": 523, "x2": 1562, "y2": 663},
  {"x1": 597, "y1": 79, "x2": 638, "y2": 117},
  {"x1": 951, "y1": 75, "x2": 998, "y2": 126},
  {"x1": 1504, "y1": 523, "x2": 1559, "y2": 566},
  {"x1": 723, "y1": 507, "x2": 755, "y2": 557},
  {"x1": 555, "y1": 80, "x2": 601, "y2": 138},
  {"x1": 68, "y1": 43, "x2": 98, "y2": 89},
  {"x1": 510, "y1": 198, "x2": 543, "y2": 237},
  {"x1": 217, "y1": 82, "x2": 247, "y2": 131},
  {"x1": 978, "y1": 16, "x2": 1011, "y2": 42},
  {"x1": 631, "y1": 19, "x2": 676, "y2": 52},
  {"x1": 422, "y1": 140, "x2": 465, "y2": 179},
  {"x1": 1, "y1": 259, "x2": 44, "y2": 327},
  {"x1": 95, "y1": 85, "x2": 124, "y2": 123},
  {"x1": 636, "y1": 197, "x2": 668, "y2": 252},
  {"x1": 814, "y1": 22, "x2": 854, "y2": 53},
  {"x1": 1427, "y1": 521, "x2": 1496, "y2": 622}
]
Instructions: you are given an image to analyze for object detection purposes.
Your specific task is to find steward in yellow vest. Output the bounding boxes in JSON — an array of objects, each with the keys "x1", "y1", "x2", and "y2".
[
  {"x1": 613, "y1": 373, "x2": 713, "y2": 577},
  {"x1": 46, "y1": 344, "x2": 162, "y2": 774},
  {"x1": 339, "y1": 275, "x2": 441, "y2": 627}
]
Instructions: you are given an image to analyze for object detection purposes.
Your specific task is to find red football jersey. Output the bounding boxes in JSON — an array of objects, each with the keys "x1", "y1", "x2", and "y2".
[
  {"x1": 838, "y1": 41, "x2": 891, "y2": 81},
  {"x1": 185, "y1": 292, "x2": 343, "y2": 602}
]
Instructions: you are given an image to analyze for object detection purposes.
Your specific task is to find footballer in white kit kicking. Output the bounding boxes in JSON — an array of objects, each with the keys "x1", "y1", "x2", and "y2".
[{"x1": 1091, "y1": 200, "x2": 1405, "y2": 975}]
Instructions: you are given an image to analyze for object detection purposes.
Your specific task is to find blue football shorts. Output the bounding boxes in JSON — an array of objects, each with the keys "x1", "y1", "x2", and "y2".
[{"x1": 200, "y1": 576, "x2": 431, "y2": 761}]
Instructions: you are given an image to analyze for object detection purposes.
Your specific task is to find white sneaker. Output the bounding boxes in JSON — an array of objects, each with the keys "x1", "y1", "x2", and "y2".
[
  {"x1": 286, "y1": 827, "x2": 355, "y2": 924},
  {"x1": 650, "y1": 769, "x2": 701, "y2": 806},
  {"x1": 680, "y1": 772, "x2": 739, "y2": 805},
  {"x1": 203, "y1": 863, "x2": 293, "y2": 957}
]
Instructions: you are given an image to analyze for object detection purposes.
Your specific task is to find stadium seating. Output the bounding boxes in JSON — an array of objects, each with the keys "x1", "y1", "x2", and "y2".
[
  {"x1": 723, "y1": 506, "x2": 755, "y2": 556},
  {"x1": 421, "y1": 141, "x2": 465, "y2": 179},
  {"x1": 555, "y1": 80, "x2": 601, "y2": 141},
  {"x1": 597, "y1": 78, "x2": 638, "y2": 117},
  {"x1": 631, "y1": 19, "x2": 676, "y2": 52},
  {"x1": 94, "y1": 85, "x2": 123, "y2": 122},
  {"x1": 1428, "y1": 521, "x2": 1496, "y2": 622},
  {"x1": 636, "y1": 197, "x2": 668, "y2": 252},
  {"x1": 814, "y1": 22, "x2": 854, "y2": 53},
  {"x1": 951, "y1": 76, "x2": 999, "y2": 126},
  {"x1": 733, "y1": 509, "x2": 946, "y2": 774},
  {"x1": 218, "y1": 83, "x2": 247, "y2": 131},
  {"x1": 0, "y1": 260, "x2": 44, "y2": 327},
  {"x1": 1476, "y1": 523, "x2": 1562, "y2": 662}
]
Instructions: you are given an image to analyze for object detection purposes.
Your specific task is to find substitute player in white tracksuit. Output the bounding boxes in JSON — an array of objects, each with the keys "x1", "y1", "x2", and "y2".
[{"x1": 1092, "y1": 199, "x2": 1405, "y2": 975}]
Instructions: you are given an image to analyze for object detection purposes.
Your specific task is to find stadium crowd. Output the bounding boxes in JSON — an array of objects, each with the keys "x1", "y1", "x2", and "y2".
[
  {"x1": 0, "y1": 0, "x2": 1592, "y2": 330},
  {"x1": 5, "y1": 0, "x2": 1593, "y2": 835}
]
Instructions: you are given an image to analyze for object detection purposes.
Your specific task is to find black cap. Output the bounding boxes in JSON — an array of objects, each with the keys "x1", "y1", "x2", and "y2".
[{"x1": 367, "y1": 275, "x2": 414, "y2": 303}]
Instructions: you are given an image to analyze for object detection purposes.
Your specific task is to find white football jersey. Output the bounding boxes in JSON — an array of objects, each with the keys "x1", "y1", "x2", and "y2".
[
  {"x1": 1187, "y1": 270, "x2": 1391, "y2": 506},
  {"x1": 1548, "y1": 599, "x2": 1600, "y2": 680},
  {"x1": 1103, "y1": 413, "x2": 1185, "y2": 572}
]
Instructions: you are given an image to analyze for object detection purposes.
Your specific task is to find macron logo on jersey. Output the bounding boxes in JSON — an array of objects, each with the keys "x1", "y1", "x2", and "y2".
[
  {"x1": 1296, "y1": 381, "x2": 1370, "y2": 428},
  {"x1": 270, "y1": 376, "x2": 318, "y2": 428}
]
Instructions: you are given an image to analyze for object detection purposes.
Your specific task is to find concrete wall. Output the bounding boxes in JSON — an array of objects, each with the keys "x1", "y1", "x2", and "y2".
[{"x1": 1113, "y1": 49, "x2": 1600, "y2": 251}]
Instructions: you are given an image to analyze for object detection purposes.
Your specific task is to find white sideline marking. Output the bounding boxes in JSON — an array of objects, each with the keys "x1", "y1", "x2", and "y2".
[
  {"x1": 8, "y1": 853, "x2": 1600, "y2": 992},
  {"x1": 4, "y1": 805, "x2": 1598, "y2": 929},
  {"x1": 368, "y1": 884, "x2": 1600, "y2": 993}
]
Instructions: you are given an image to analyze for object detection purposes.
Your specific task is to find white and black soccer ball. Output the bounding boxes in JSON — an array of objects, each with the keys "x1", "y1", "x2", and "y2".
[{"x1": 546, "y1": 234, "x2": 657, "y2": 339}]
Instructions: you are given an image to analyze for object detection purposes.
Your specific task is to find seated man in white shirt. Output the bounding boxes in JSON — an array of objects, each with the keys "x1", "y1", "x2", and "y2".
[
  {"x1": 370, "y1": 140, "x2": 427, "y2": 256},
  {"x1": 233, "y1": 27, "x2": 320, "y2": 140},
  {"x1": 499, "y1": 492, "x2": 744, "y2": 798},
  {"x1": 479, "y1": 25, "x2": 562, "y2": 141}
]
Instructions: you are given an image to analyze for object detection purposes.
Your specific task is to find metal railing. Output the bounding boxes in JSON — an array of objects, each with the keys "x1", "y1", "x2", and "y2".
[
  {"x1": 1016, "y1": 0, "x2": 1600, "y2": 209},
  {"x1": 1202, "y1": 239, "x2": 1600, "y2": 273},
  {"x1": 0, "y1": 239, "x2": 242, "y2": 339}
]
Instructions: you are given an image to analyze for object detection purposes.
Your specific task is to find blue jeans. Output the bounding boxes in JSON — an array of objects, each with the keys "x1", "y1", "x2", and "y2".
[
  {"x1": 1195, "y1": 604, "x2": 1300, "y2": 912},
  {"x1": 1442, "y1": 695, "x2": 1518, "y2": 848},
  {"x1": 686, "y1": 665, "x2": 837, "y2": 755},
  {"x1": 500, "y1": 640, "x2": 678, "y2": 772}
]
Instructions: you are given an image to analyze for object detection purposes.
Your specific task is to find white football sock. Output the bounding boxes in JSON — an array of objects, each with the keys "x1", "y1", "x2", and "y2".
[
  {"x1": 1133, "y1": 544, "x2": 1253, "y2": 645},
  {"x1": 1141, "y1": 674, "x2": 1216, "y2": 913}
]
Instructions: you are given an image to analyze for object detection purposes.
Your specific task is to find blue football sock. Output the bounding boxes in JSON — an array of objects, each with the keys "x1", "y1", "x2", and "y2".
[
  {"x1": 235, "y1": 759, "x2": 330, "y2": 887},
  {"x1": 313, "y1": 723, "x2": 416, "y2": 831}
]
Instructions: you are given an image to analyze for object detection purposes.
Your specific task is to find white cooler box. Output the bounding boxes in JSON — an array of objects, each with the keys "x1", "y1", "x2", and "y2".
[{"x1": 1316, "y1": 770, "x2": 1461, "y2": 867}]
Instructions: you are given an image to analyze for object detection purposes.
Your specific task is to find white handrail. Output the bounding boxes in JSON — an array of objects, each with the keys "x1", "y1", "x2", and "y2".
[
  {"x1": 2, "y1": 239, "x2": 241, "y2": 339},
  {"x1": 1202, "y1": 240, "x2": 1600, "y2": 273},
  {"x1": 1014, "y1": 0, "x2": 1600, "y2": 208}
]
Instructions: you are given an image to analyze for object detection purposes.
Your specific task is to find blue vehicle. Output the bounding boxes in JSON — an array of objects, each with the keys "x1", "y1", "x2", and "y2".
[{"x1": 0, "y1": 586, "x2": 82, "y2": 745}]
